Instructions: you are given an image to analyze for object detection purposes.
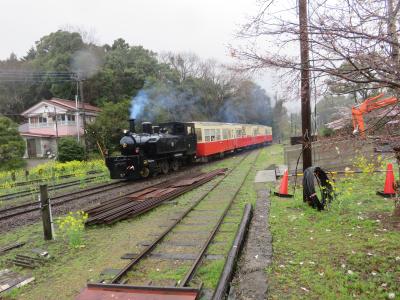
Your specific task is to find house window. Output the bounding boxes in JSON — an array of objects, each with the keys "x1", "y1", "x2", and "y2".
[
  {"x1": 39, "y1": 116, "x2": 47, "y2": 123},
  {"x1": 57, "y1": 114, "x2": 66, "y2": 122},
  {"x1": 67, "y1": 115, "x2": 75, "y2": 122}
]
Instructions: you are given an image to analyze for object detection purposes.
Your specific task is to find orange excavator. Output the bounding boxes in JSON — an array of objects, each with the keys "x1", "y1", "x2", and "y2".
[{"x1": 352, "y1": 93, "x2": 399, "y2": 138}]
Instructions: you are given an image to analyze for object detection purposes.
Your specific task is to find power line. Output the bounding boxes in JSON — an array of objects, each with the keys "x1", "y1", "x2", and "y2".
[{"x1": 0, "y1": 71, "x2": 78, "y2": 83}]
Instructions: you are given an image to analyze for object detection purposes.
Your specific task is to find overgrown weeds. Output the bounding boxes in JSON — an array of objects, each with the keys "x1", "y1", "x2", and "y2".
[
  {"x1": 56, "y1": 211, "x2": 88, "y2": 248},
  {"x1": 268, "y1": 152, "x2": 400, "y2": 299}
]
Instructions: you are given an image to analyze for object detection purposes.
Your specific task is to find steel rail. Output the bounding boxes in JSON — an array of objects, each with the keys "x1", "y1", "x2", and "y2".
[
  {"x1": 0, "y1": 180, "x2": 129, "y2": 221},
  {"x1": 0, "y1": 170, "x2": 104, "y2": 190},
  {"x1": 0, "y1": 149, "x2": 262, "y2": 224},
  {"x1": 0, "y1": 180, "x2": 127, "y2": 213},
  {"x1": 110, "y1": 151, "x2": 256, "y2": 284},
  {"x1": 0, "y1": 175, "x2": 112, "y2": 201},
  {"x1": 0, "y1": 170, "x2": 210, "y2": 222}
]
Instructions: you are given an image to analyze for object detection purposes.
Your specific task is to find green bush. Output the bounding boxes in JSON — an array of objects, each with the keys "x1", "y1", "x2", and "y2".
[
  {"x1": 319, "y1": 126, "x2": 334, "y2": 137},
  {"x1": 58, "y1": 138, "x2": 85, "y2": 162},
  {"x1": 0, "y1": 116, "x2": 26, "y2": 171}
]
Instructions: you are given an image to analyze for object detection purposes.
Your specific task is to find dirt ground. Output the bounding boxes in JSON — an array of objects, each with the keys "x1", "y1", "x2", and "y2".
[{"x1": 230, "y1": 183, "x2": 272, "y2": 299}]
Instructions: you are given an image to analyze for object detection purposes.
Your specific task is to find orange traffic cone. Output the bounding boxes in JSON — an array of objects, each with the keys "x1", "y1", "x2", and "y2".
[
  {"x1": 274, "y1": 169, "x2": 293, "y2": 198},
  {"x1": 377, "y1": 163, "x2": 396, "y2": 197}
]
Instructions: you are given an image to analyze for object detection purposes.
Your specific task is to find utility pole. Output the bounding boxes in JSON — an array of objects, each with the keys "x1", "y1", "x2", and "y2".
[
  {"x1": 75, "y1": 81, "x2": 80, "y2": 143},
  {"x1": 79, "y1": 79, "x2": 88, "y2": 159},
  {"x1": 53, "y1": 106, "x2": 59, "y2": 156},
  {"x1": 299, "y1": 0, "x2": 312, "y2": 171},
  {"x1": 386, "y1": 0, "x2": 400, "y2": 176}
]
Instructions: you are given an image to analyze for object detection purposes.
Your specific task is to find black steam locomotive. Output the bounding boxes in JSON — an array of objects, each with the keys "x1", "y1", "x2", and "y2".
[{"x1": 106, "y1": 119, "x2": 197, "y2": 179}]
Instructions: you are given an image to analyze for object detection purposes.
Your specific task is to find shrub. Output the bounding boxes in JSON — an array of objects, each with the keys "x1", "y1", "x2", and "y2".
[{"x1": 58, "y1": 137, "x2": 85, "y2": 162}]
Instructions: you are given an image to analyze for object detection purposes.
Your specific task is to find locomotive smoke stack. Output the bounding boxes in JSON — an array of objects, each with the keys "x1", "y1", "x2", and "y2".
[
  {"x1": 142, "y1": 122, "x2": 153, "y2": 134},
  {"x1": 129, "y1": 119, "x2": 136, "y2": 133}
]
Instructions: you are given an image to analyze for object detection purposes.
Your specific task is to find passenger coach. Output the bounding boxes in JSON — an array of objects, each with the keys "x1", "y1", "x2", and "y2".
[{"x1": 191, "y1": 121, "x2": 272, "y2": 160}]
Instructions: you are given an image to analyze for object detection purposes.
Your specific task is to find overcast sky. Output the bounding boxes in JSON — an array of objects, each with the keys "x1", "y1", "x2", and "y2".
[{"x1": 0, "y1": 0, "x2": 290, "y2": 101}]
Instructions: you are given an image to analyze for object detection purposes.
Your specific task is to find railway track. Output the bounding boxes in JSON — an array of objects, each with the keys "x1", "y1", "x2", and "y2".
[
  {"x1": 0, "y1": 180, "x2": 129, "y2": 222},
  {"x1": 0, "y1": 173, "x2": 108, "y2": 202},
  {"x1": 0, "y1": 148, "x2": 261, "y2": 233},
  {"x1": 0, "y1": 157, "x2": 232, "y2": 224},
  {"x1": 0, "y1": 170, "x2": 104, "y2": 189},
  {"x1": 77, "y1": 149, "x2": 260, "y2": 299}
]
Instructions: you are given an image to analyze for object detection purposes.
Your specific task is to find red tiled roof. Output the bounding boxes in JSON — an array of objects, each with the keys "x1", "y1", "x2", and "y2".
[{"x1": 49, "y1": 98, "x2": 101, "y2": 112}]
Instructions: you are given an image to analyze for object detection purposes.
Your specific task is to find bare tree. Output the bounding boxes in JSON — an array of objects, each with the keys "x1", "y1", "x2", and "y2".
[
  {"x1": 159, "y1": 52, "x2": 202, "y2": 82},
  {"x1": 233, "y1": 0, "x2": 400, "y2": 96}
]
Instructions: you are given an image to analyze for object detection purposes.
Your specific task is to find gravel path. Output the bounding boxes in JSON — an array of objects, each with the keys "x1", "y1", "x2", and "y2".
[{"x1": 230, "y1": 183, "x2": 272, "y2": 300}]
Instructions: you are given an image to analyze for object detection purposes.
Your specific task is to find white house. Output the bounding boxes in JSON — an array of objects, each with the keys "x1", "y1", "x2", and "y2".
[{"x1": 19, "y1": 98, "x2": 101, "y2": 158}]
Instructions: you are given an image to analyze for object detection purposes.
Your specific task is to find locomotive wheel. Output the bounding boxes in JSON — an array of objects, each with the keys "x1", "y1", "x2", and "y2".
[
  {"x1": 170, "y1": 160, "x2": 179, "y2": 171},
  {"x1": 140, "y1": 167, "x2": 150, "y2": 178},
  {"x1": 160, "y1": 161, "x2": 169, "y2": 175}
]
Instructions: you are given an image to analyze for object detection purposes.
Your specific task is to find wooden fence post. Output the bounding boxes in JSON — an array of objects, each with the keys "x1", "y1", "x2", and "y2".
[{"x1": 40, "y1": 184, "x2": 53, "y2": 240}]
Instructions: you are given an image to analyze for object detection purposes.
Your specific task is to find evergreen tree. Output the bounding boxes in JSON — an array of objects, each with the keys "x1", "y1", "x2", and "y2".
[{"x1": 0, "y1": 116, "x2": 26, "y2": 171}]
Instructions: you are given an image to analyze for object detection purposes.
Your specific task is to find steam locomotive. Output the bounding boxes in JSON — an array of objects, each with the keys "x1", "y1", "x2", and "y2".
[
  {"x1": 106, "y1": 119, "x2": 196, "y2": 179},
  {"x1": 106, "y1": 119, "x2": 272, "y2": 180}
]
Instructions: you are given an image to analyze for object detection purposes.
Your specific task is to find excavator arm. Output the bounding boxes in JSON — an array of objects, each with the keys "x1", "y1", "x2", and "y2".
[{"x1": 352, "y1": 93, "x2": 398, "y2": 137}]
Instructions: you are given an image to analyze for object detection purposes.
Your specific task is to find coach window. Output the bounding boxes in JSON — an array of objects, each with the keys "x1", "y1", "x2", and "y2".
[
  {"x1": 195, "y1": 128, "x2": 203, "y2": 141},
  {"x1": 236, "y1": 129, "x2": 241, "y2": 137},
  {"x1": 222, "y1": 129, "x2": 228, "y2": 140},
  {"x1": 215, "y1": 129, "x2": 221, "y2": 141},
  {"x1": 210, "y1": 129, "x2": 216, "y2": 141},
  {"x1": 205, "y1": 129, "x2": 211, "y2": 142}
]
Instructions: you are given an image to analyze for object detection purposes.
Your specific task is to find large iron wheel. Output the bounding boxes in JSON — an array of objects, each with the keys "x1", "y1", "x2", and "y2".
[
  {"x1": 140, "y1": 167, "x2": 150, "y2": 178},
  {"x1": 160, "y1": 161, "x2": 169, "y2": 175},
  {"x1": 170, "y1": 160, "x2": 179, "y2": 171}
]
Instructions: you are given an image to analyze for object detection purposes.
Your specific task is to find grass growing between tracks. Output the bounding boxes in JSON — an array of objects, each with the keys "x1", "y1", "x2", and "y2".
[
  {"x1": 0, "y1": 152, "x2": 248, "y2": 300},
  {"x1": 267, "y1": 149, "x2": 400, "y2": 299},
  {"x1": 122, "y1": 151, "x2": 260, "y2": 287}
]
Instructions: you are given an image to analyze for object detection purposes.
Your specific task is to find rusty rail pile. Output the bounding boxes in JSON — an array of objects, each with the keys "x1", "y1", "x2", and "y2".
[{"x1": 85, "y1": 168, "x2": 227, "y2": 225}]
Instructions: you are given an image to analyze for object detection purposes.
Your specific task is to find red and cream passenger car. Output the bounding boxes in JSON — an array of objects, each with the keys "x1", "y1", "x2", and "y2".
[{"x1": 191, "y1": 121, "x2": 272, "y2": 159}]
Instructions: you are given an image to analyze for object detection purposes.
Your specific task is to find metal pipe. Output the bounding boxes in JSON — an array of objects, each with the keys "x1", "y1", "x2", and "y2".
[{"x1": 212, "y1": 204, "x2": 253, "y2": 300}]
